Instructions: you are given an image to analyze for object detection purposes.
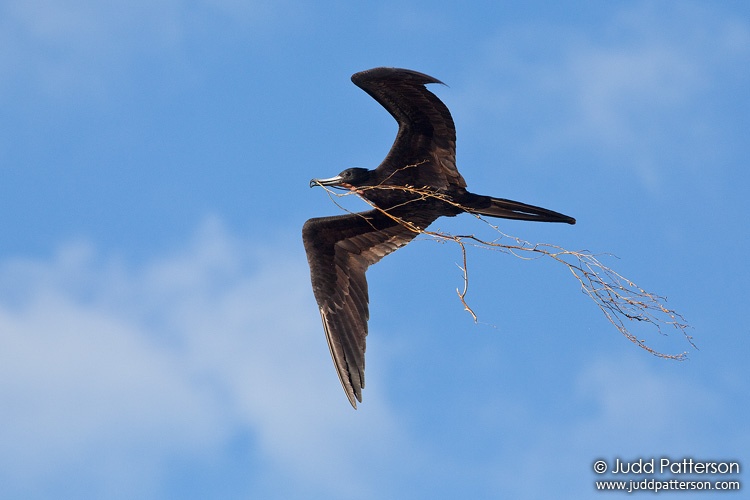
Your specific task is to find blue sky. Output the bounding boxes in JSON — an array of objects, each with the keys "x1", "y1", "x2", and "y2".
[{"x1": 1, "y1": 1, "x2": 748, "y2": 498}]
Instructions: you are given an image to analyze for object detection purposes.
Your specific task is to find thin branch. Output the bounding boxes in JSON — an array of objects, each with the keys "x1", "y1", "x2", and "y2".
[{"x1": 315, "y1": 180, "x2": 694, "y2": 360}]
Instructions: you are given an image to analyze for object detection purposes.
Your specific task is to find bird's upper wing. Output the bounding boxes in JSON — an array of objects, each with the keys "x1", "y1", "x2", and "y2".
[
  {"x1": 351, "y1": 67, "x2": 467, "y2": 190},
  {"x1": 302, "y1": 209, "x2": 426, "y2": 408}
]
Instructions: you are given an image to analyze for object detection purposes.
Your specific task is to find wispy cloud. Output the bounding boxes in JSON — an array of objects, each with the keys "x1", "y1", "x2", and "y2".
[
  {"x1": 483, "y1": 354, "x2": 738, "y2": 499},
  {"x1": 456, "y1": 2, "x2": 750, "y2": 190},
  {"x1": 0, "y1": 218, "x2": 411, "y2": 498},
  {"x1": 0, "y1": 0, "x2": 298, "y2": 100},
  {"x1": 1, "y1": 218, "x2": 744, "y2": 498},
  {"x1": 1, "y1": 0, "x2": 177, "y2": 98}
]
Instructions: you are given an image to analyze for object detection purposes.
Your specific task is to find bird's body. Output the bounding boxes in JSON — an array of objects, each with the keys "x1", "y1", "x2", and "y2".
[{"x1": 303, "y1": 67, "x2": 575, "y2": 408}]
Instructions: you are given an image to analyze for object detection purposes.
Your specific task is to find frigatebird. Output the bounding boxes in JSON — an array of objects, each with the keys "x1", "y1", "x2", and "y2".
[{"x1": 303, "y1": 67, "x2": 575, "y2": 408}]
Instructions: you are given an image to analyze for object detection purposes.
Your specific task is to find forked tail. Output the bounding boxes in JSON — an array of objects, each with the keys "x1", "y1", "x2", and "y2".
[{"x1": 465, "y1": 195, "x2": 576, "y2": 224}]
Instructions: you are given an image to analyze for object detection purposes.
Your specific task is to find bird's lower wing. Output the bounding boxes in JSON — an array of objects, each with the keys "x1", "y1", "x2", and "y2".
[{"x1": 302, "y1": 210, "x2": 424, "y2": 408}]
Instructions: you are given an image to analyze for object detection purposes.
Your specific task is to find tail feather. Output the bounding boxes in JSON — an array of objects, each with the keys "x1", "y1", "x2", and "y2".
[{"x1": 466, "y1": 195, "x2": 576, "y2": 225}]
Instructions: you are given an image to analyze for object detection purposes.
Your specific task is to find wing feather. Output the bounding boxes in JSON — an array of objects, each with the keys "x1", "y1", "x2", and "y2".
[
  {"x1": 302, "y1": 210, "x2": 425, "y2": 408},
  {"x1": 351, "y1": 67, "x2": 466, "y2": 190}
]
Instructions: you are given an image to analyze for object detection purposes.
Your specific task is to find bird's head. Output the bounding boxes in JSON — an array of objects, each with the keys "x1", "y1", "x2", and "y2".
[{"x1": 310, "y1": 167, "x2": 373, "y2": 189}]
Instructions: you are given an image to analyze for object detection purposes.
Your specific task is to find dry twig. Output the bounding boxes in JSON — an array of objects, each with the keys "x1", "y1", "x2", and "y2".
[{"x1": 317, "y1": 182, "x2": 694, "y2": 360}]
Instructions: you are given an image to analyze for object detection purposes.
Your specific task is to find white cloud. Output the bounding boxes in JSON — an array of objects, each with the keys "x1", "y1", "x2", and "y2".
[
  {"x1": 572, "y1": 355, "x2": 719, "y2": 444},
  {"x1": 0, "y1": 217, "x2": 411, "y2": 498},
  {"x1": 0, "y1": 0, "x2": 178, "y2": 97},
  {"x1": 484, "y1": 354, "x2": 729, "y2": 499},
  {"x1": 0, "y1": 0, "x2": 296, "y2": 100},
  {"x1": 457, "y1": 3, "x2": 750, "y2": 190},
  {"x1": 1, "y1": 220, "x2": 743, "y2": 498},
  {"x1": 565, "y1": 44, "x2": 700, "y2": 146}
]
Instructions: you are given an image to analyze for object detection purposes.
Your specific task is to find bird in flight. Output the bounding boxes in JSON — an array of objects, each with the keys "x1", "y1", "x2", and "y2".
[{"x1": 303, "y1": 67, "x2": 575, "y2": 408}]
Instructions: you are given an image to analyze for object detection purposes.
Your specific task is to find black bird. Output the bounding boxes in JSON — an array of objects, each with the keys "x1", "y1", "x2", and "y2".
[{"x1": 303, "y1": 67, "x2": 575, "y2": 408}]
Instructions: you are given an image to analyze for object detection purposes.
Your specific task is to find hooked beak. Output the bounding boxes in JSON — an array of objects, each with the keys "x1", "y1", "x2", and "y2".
[{"x1": 309, "y1": 175, "x2": 344, "y2": 188}]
